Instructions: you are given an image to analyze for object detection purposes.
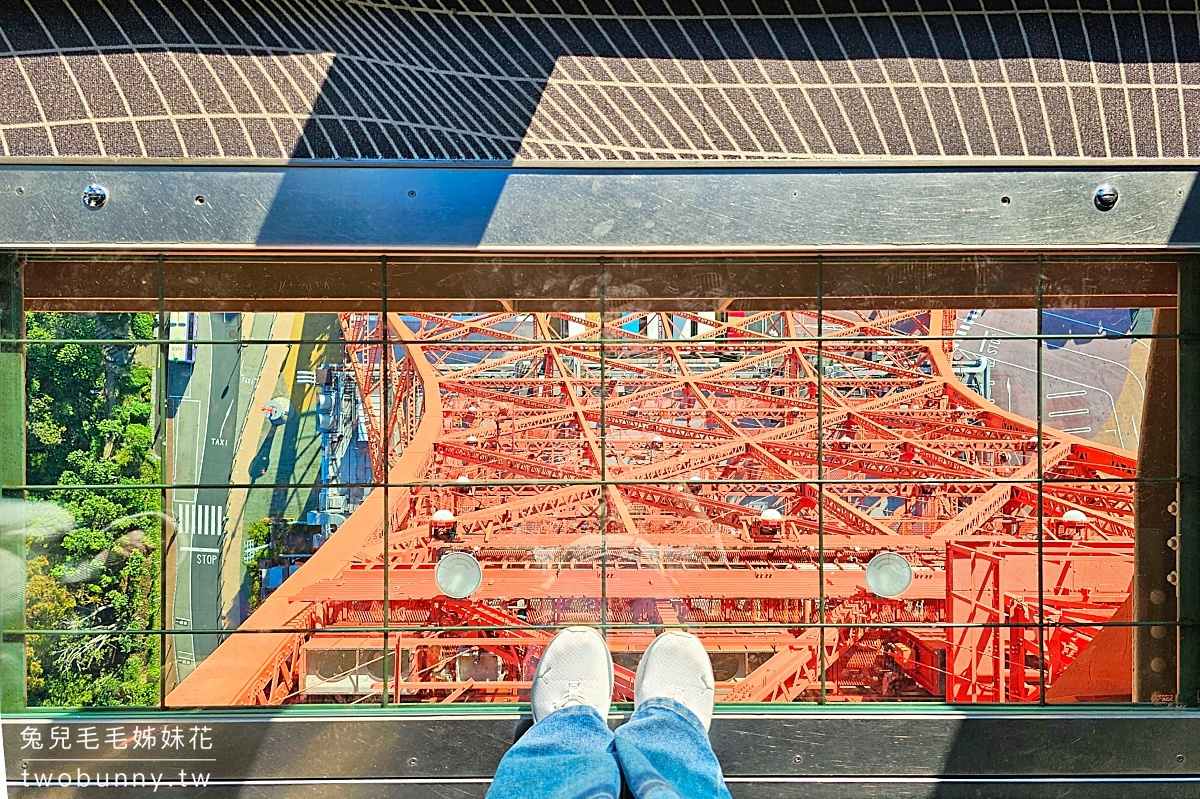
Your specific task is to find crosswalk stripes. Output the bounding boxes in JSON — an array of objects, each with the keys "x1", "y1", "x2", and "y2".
[
  {"x1": 176, "y1": 504, "x2": 225, "y2": 538},
  {"x1": 955, "y1": 309, "x2": 982, "y2": 337}
]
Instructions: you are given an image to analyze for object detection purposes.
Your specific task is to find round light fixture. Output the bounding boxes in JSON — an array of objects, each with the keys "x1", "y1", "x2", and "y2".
[
  {"x1": 435, "y1": 551, "x2": 482, "y2": 599},
  {"x1": 865, "y1": 551, "x2": 913, "y2": 599}
]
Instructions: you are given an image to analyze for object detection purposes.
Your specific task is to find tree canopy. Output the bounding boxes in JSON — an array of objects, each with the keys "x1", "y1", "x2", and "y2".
[{"x1": 25, "y1": 312, "x2": 161, "y2": 707}]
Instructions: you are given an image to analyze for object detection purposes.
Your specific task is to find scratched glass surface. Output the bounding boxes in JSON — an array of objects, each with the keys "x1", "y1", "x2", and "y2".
[{"x1": 2, "y1": 254, "x2": 1182, "y2": 707}]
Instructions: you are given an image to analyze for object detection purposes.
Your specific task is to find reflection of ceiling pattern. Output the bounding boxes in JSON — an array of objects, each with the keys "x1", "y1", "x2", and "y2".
[{"x1": 0, "y1": 1, "x2": 1196, "y2": 160}]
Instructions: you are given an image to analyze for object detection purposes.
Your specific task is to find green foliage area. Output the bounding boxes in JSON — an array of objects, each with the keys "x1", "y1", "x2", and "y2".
[
  {"x1": 24, "y1": 312, "x2": 161, "y2": 707},
  {"x1": 242, "y1": 518, "x2": 273, "y2": 612}
]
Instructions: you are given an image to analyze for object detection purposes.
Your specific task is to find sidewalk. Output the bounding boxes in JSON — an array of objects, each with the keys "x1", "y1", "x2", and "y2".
[{"x1": 218, "y1": 313, "x2": 297, "y2": 628}]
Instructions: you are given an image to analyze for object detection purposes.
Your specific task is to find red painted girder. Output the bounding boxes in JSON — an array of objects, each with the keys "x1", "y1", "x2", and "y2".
[
  {"x1": 723, "y1": 628, "x2": 839, "y2": 702},
  {"x1": 410, "y1": 534, "x2": 1000, "y2": 552},
  {"x1": 763, "y1": 442, "x2": 973, "y2": 481},
  {"x1": 1010, "y1": 484, "x2": 1134, "y2": 537},
  {"x1": 379, "y1": 632, "x2": 811, "y2": 650},
  {"x1": 291, "y1": 566, "x2": 947, "y2": 602},
  {"x1": 842, "y1": 412, "x2": 994, "y2": 476},
  {"x1": 437, "y1": 440, "x2": 826, "y2": 533}
]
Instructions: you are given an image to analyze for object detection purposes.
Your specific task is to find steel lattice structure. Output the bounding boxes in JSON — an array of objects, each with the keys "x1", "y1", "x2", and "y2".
[{"x1": 167, "y1": 309, "x2": 1137, "y2": 707}]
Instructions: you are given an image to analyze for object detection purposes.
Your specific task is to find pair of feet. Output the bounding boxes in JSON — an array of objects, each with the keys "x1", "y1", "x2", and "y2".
[{"x1": 531, "y1": 627, "x2": 715, "y2": 731}]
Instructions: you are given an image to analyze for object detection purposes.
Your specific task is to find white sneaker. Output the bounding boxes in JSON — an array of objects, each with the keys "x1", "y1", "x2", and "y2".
[
  {"x1": 634, "y1": 630, "x2": 715, "y2": 731},
  {"x1": 531, "y1": 626, "x2": 614, "y2": 722}
]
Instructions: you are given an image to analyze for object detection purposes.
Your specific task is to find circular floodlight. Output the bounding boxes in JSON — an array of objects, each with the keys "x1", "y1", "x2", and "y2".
[
  {"x1": 865, "y1": 552, "x2": 913, "y2": 599},
  {"x1": 457, "y1": 474, "x2": 472, "y2": 484},
  {"x1": 466, "y1": 435, "x2": 478, "y2": 444},
  {"x1": 1063, "y1": 509, "x2": 1089, "y2": 523},
  {"x1": 689, "y1": 474, "x2": 703, "y2": 481},
  {"x1": 435, "y1": 551, "x2": 482, "y2": 599},
  {"x1": 628, "y1": 405, "x2": 639, "y2": 413},
  {"x1": 760, "y1": 508, "x2": 783, "y2": 522},
  {"x1": 432, "y1": 509, "x2": 456, "y2": 523},
  {"x1": 468, "y1": 405, "x2": 478, "y2": 413},
  {"x1": 652, "y1": 435, "x2": 664, "y2": 444}
]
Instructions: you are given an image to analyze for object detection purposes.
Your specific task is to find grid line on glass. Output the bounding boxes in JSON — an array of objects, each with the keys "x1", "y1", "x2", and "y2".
[{"x1": 5, "y1": 253, "x2": 1185, "y2": 710}]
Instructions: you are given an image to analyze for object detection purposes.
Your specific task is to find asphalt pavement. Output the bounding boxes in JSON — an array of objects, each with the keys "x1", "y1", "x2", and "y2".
[
  {"x1": 168, "y1": 313, "x2": 245, "y2": 675},
  {"x1": 955, "y1": 308, "x2": 1147, "y2": 451}
]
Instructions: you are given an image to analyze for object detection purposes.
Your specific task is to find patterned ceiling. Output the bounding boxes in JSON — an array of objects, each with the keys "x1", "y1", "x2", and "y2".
[{"x1": 0, "y1": 0, "x2": 1197, "y2": 161}]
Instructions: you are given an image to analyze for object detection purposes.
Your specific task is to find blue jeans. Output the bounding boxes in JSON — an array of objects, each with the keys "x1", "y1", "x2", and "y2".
[{"x1": 486, "y1": 698, "x2": 733, "y2": 799}]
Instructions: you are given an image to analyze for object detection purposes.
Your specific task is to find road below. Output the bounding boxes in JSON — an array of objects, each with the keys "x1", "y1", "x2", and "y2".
[
  {"x1": 168, "y1": 313, "x2": 248, "y2": 676},
  {"x1": 955, "y1": 308, "x2": 1147, "y2": 451}
]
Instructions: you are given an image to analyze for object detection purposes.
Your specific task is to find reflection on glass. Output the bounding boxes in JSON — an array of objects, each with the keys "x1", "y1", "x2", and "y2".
[
  {"x1": 6, "y1": 258, "x2": 1181, "y2": 708},
  {"x1": 16, "y1": 492, "x2": 161, "y2": 708}
]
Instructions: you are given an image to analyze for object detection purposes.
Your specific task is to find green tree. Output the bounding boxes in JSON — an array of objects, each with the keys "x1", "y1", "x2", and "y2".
[
  {"x1": 24, "y1": 311, "x2": 161, "y2": 707},
  {"x1": 243, "y1": 518, "x2": 273, "y2": 612}
]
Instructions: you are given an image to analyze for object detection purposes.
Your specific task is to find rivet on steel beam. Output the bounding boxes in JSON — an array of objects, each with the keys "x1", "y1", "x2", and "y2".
[
  {"x1": 1094, "y1": 183, "x2": 1118, "y2": 211},
  {"x1": 82, "y1": 184, "x2": 108, "y2": 209}
]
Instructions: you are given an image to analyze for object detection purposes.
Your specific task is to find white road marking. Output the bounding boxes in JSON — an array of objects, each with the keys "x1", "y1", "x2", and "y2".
[
  {"x1": 1048, "y1": 408, "x2": 1090, "y2": 418},
  {"x1": 970, "y1": 313, "x2": 1135, "y2": 449},
  {"x1": 219, "y1": 391, "x2": 235, "y2": 436},
  {"x1": 954, "y1": 309, "x2": 982, "y2": 336},
  {"x1": 973, "y1": 318, "x2": 1146, "y2": 404},
  {"x1": 176, "y1": 503, "x2": 225, "y2": 538},
  {"x1": 1046, "y1": 390, "x2": 1087, "y2": 399},
  {"x1": 980, "y1": 352, "x2": 1124, "y2": 449}
]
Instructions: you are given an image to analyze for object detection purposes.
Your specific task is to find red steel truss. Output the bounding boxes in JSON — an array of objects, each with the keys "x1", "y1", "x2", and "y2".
[{"x1": 167, "y1": 309, "x2": 1138, "y2": 707}]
